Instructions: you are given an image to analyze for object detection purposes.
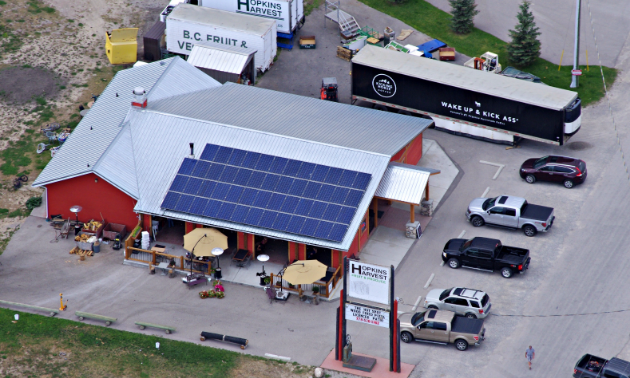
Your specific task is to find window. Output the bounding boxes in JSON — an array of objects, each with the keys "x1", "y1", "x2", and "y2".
[
  {"x1": 505, "y1": 208, "x2": 516, "y2": 216},
  {"x1": 534, "y1": 156, "x2": 548, "y2": 168},
  {"x1": 444, "y1": 297, "x2": 459, "y2": 304},
  {"x1": 489, "y1": 207, "x2": 505, "y2": 215},
  {"x1": 603, "y1": 371, "x2": 624, "y2": 378},
  {"x1": 477, "y1": 251, "x2": 492, "y2": 259},
  {"x1": 465, "y1": 248, "x2": 480, "y2": 258},
  {"x1": 556, "y1": 166, "x2": 573, "y2": 174},
  {"x1": 434, "y1": 323, "x2": 447, "y2": 331},
  {"x1": 539, "y1": 166, "x2": 554, "y2": 172},
  {"x1": 452, "y1": 298, "x2": 468, "y2": 306},
  {"x1": 481, "y1": 294, "x2": 490, "y2": 307},
  {"x1": 439, "y1": 288, "x2": 452, "y2": 301},
  {"x1": 470, "y1": 301, "x2": 480, "y2": 308}
]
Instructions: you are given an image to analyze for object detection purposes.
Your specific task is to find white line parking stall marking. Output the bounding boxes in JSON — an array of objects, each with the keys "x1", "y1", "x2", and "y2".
[
  {"x1": 423, "y1": 273, "x2": 435, "y2": 289},
  {"x1": 480, "y1": 160, "x2": 506, "y2": 180},
  {"x1": 481, "y1": 186, "x2": 490, "y2": 198},
  {"x1": 412, "y1": 295, "x2": 423, "y2": 311}
]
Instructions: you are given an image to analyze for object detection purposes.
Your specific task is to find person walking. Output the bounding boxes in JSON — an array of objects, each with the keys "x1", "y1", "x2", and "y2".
[{"x1": 525, "y1": 346, "x2": 535, "y2": 370}]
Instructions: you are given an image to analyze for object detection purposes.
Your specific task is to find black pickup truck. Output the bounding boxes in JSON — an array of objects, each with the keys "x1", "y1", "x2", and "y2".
[
  {"x1": 573, "y1": 354, "x2": 630, "y2": 378},
  {"x1": 442, "y1": 237, "x2": 531, "y2": 278}
]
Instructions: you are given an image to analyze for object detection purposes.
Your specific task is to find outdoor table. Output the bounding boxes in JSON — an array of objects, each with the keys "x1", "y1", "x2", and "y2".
[
  {"x1": 232, "y1": 249, "x2": 250, "y2": 267},
  {"x1": 157, "y1": 262, "x2": 169, "y2": 275}
]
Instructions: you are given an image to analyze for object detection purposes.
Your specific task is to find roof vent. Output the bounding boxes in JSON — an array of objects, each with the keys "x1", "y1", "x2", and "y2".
[
  {"x1": 131, "y1": 87, "x2": 147, "y2": 108},
  {"x1": 189, "y1": 143, "x2": 194, "y2": 158}
]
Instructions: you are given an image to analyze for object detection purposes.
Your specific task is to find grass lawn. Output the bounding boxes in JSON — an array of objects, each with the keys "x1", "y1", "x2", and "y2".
[
  {"x1": 358, "y1": 0, "x2": 617, "y2": 106},
  {"x1": 0, "y1": 308, "x2": 314, "y2": 377}
]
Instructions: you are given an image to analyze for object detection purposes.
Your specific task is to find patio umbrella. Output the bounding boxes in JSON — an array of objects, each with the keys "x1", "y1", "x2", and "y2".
[
  {"x1": 183, "y1": 227, "x2": 228, "y2": 257},
  {"x1": 282, "y1": 260, "x2": 327, "y2": 285}
]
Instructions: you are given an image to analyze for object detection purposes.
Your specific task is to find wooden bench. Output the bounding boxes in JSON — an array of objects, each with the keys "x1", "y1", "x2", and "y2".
[
  {"x1": 75, "y1": 311, "x2": 117, "y2": 326},
  {"x1": 135, "y1": 321, "x2": 176, "y2": 334},
  {"x1": 0, "y1": 300, "x2": 59, "y2": 317}
]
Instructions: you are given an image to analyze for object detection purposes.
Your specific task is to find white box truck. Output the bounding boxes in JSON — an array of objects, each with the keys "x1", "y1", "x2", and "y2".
[
  {"x1": 166, "y1": 4, "x2": 277, "y2": 72},
  {"x1": 161, "y1": 0, "x2": 303, "y2": 36}
]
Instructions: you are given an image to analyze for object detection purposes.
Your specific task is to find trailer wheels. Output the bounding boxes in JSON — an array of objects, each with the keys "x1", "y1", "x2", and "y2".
[{"x1": 525, "y1": 175, "x2": 536, "y2": 184}]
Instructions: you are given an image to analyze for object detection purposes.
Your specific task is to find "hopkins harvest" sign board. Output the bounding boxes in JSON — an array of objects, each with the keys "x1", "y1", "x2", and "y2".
[{"x1": 348, "y1": 261, "x2": 390, "y2": 305}]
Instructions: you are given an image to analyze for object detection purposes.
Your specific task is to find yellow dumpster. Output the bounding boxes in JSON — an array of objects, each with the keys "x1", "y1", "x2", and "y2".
[{"x1": 105, "y1": 28, "x2": 138, "y2": 65}]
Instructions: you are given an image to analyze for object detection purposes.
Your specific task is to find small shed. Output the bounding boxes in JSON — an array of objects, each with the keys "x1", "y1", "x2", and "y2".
[
  {"x1": 187, "y1": 44, "x2": 257, "y2": 85},
  {"x1": 143, "y1": 21, "x2": 166, "y2": 62}
]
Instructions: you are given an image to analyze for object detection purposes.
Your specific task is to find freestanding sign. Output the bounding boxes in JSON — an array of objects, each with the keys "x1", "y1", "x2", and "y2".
[
  {"x1": 346, "y1": 304, "x2": 390, "y2": 328},
  {"x1": 348, "y1": 261, "x2": 390, "y2": 305}
]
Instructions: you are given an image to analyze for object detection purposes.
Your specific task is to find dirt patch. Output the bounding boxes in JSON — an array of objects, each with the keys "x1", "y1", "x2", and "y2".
[
  {"x1": 0, "y1": 66, "x2": 63, "y2": 104},
  {"x1": 230, "y1": 356, "x2": 315, "y2": 378}
]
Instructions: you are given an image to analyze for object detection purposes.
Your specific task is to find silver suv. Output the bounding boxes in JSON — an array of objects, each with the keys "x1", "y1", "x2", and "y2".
[{"x1": 424, "y1": 287, "x2": 491, "y2": 319}]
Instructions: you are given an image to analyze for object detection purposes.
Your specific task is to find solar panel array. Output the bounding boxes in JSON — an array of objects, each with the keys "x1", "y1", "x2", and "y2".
[{"x1": 161, "y1": 144, "x2": 372, "y2": 242}]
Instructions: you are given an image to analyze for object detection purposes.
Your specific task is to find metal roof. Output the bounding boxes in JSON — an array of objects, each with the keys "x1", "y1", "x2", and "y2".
[
  {"x1": 168, "y1": 4, "x2": 275, "y2": 35},
  {"x1": 33, "y1": 57, "x2": 220, "y2": 189},
  {"x1": 187, "y1": 44, "x2": 254, "y2": 75},
  {"x1": 128, "y1": 109, "x2": 390, "y2": 251},
  {"x1": 93, "y1": 123, "x2": 138, "y2": 198},
  {"x1": 374, "y1": 162, "x2": 431, "y2": 205},
  {"x1": 352, "y1": 45, "x2": 578, "y2": 111},
  {"x1": 149, "y1": 83, "x2": 433, "y2": 156}
]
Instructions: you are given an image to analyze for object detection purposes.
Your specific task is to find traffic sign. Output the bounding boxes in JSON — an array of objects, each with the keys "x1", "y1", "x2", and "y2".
[{"x1": 572, "y1": 69, "x2": 583, "y2": 76}]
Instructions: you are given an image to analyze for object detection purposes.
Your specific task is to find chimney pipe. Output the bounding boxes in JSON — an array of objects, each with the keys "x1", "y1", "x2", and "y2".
[
  {"x1": 189, "y1": 143, "x2": 194, "y2": 158},
  {"x1": 131, "y1": 87, "x2": 147, "y2": 108}
]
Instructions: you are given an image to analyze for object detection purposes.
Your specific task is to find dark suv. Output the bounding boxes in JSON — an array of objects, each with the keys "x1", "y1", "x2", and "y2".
[{"x1": 519, "y1": 155, "x2": 587, "y2": 189}]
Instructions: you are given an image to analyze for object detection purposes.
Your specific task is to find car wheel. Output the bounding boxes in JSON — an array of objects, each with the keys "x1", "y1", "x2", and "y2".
[
  {"x1": 501, "y1": 267, "x2": 513, "y2": 278},
  {"x1": 448, "y1": 258, "x2": 460, "y2": 269},
  {"x1": 564, "y1": 179, "x2": 574, "y2": 189},
  {"x1": 523, "y1": 225, "x2": 537, "y2": 237},
  {"x1": 455, "y1": 339, "x2": 469, "y2": 351},
  {"x1": 401, "y1": 332, "x2": 414, "y2": 343},
  {"x1": 428, "y1": 305, "x2": 439, "y2": 309},
  {"x1": 465, "y1": 313, "x2": 477, "y2": 319},
  {"x1": 471, "y1": 216, "x2": 484, "y2": 227},
  {"x1": 525, "y1": 174, "x2": 536, "y2": 184}
]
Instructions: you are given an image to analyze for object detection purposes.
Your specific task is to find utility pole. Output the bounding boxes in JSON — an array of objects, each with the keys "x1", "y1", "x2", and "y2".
[{"x1": 570, "y1": 0, "x2": 581, "y2": 88}]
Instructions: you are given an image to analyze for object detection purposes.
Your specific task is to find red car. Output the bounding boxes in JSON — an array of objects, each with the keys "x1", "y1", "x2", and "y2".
[{"x1": 519, "y1": 155, "x2": 587, "y2": 189}]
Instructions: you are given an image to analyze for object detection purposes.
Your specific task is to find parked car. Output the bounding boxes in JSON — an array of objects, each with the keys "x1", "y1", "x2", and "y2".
[
  {"x1": 399, "y1": 309, "x2": 485, "y2": 351},
  {"x1": 424, "y1": 287, "x2": 491, "y2": 319},
  {"x1": 520, "y1": 155, "x2": 587, "y2": 188},
  {"x1": 442, "y1": 237, "x2": 530, "y2": 278},
  {"x1": 573, "y1": 354, "x2": 630, "y2": 378},
  {"x1": 466, "y1": 195, "x2": 555, "y2": 237}
]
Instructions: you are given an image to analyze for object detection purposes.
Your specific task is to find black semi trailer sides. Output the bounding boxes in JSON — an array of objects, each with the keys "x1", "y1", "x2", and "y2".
[{"x1": 351, "y1": 46, "x2": 581, "y2": 146}]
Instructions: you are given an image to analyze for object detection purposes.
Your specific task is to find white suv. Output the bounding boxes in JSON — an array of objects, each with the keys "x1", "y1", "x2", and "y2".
[{"x1": 424, "y1": 287, "x2": 491, "y2": 319}]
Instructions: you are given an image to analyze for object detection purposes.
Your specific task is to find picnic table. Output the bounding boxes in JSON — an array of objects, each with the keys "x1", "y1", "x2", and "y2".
[{"x1": 231, "y1": 249, "x2": 251, "y2": 268}]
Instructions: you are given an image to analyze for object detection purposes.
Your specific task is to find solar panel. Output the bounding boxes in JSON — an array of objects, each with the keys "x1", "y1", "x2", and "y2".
[
  {"x1": 225, "y1": 185, "x2": 244, "y2": 203},
  {"x1": 199, "y1": 181, "x2": 216, "y2": 198},
  {"x1": 174, "y1": 194, "x2": 194, "y2": 213},
  {"x1": 161, "y1": 192, "x2": 180, "y2": 209},
  {"x1": 219, "y1": 166, "x2": 238, "y2": 183},
  {"x1": 260, "y1": 174, "x2": 280, "y2": 191},
  {"x1": 217, "y1": 202, "x2": 236, "y2": 220},
  {"x1": 275, "y1": 176, "x2": 293, "y2": 194},
  {"x1": 314, "y1": 221, "x2": 334, "y2": 240},
  {"x1": 288, "y1": 179, "x2": 307, "y2": 197},
  {"x1": 280, "y1": 196, "x2": 299, "y2": 213},
  {"x1": 309, "y1": 201, "x2": 327, "y2": 219},
  {"x1": 192, "y1": 160, "x2": 211, "y2": 178},
  {"x1": 178, "y1": 158, "x2": 197, "y2": 175},
  {"x1": 163, "y1": 143, "x2": 374, "y2": 243},
  {"x1": 170, "y1": 175, "x2": 188, "y2": 192},
  {"x1": 234, "y1": 169, "x2": 253, "y2": 186},
  {"x1": 230, "y1": 205, "x2": 250, "y2": 223},
  {"x1": 183, "y1": 177, "x2": 203, "y2": 195},
  {"x1": 214, "y1": 147, "x2": 233, "y2": 163},
  {"x1": 228, "y1": 149, "x2": 247, "y2": 166},
  {"x1": 241, "y1": 151, "x2": 261, "y2": 169},
  {"x1": 269, "y1": 157, "x2": 288, "y2": 174},
  {"x1": 200, "y1": 144, "x2": 220, "y2": 161},
  {"x1": 267, "y1": 193, "x2": 286, "y2": 211},
  {"x1": 324, "y1": 167, "x2": 344, "y2": 185}
]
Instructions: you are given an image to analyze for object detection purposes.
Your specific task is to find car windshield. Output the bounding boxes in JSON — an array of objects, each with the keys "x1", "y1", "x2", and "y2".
[
  {"x1": 460, "y1": 240, "x2": 473, "y2": 251},
  {"x1": 534, "y1": 156, "x2": 549, "y2": 169},
  {"x1": 482, "y1": 197, "x2": 498, "y2": 211},
  {"x1": 439, "y1": 288, "x2": 452, "y2": 301},
  {"x1": 411, "y1": 312, "x2": 425, "y2": 326},
  {"x1": 481, "y1": 294, "x2": 490, "y2": 307}
]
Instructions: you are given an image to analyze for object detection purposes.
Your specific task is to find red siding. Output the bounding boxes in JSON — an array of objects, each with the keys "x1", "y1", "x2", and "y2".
[
  {"x1": 46, "y1": 173, "x2": 138, "y2": 230},
  {"x1": 405, "y1": 133, "x2": 423, "y2": 165}
]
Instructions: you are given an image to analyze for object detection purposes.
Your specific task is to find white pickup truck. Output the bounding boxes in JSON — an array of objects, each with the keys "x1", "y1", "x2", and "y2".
[{"x1": 466, "y1": 195, "x2": 555, "y2": 237}]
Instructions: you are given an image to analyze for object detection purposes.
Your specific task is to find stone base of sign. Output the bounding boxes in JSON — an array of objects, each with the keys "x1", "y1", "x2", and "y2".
[
  {"x1": 320, "y1": 350, "x2": 415, "y2": 378},
  {"x1": 343, "y1": 355, "x2": 376, "y2": 372}
]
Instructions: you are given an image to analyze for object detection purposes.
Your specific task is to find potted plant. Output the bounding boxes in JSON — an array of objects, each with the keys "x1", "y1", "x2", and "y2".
[
  {"x1": 263, "y1": 276, "x2": 271, "y2": 285},
  {"x1": 312, "y1": 286, "x2": 320, "y2": 305}
]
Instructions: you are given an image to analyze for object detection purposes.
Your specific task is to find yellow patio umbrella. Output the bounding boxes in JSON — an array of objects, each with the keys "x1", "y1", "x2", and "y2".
[
  {"x1": 183, "y1": 227, "x2": 228, "y2": 257},
  {"x1": 282, "y1": 260, "x2": 328, "y2": 285}
]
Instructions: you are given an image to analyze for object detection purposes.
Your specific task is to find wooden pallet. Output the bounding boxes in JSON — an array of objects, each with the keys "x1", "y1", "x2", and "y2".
[{"x1": 336, "y1": 46, "x2": 353, "y2": 62}]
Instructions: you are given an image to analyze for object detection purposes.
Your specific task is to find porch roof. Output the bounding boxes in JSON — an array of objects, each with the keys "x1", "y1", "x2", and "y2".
[{"x1": 374, "y1": 162, "x2": 438, "y2": 205}]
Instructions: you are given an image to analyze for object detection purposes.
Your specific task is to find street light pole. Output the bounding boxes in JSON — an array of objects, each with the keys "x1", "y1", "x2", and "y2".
[{"x1": 570, "y1": 0, "x2": 581, "y2": 88}]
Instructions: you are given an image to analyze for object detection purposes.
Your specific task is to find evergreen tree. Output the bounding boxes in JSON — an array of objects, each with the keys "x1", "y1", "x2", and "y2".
[
  {"x1": 507, "y1": 1, "x2": 541, "y2": 67},
  {"x1": 449, "y1": 0, "x2": 479, "y2": 34}
]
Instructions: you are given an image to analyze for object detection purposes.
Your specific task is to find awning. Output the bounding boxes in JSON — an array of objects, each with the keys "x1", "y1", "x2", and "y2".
[
  {"x1": 374, "y1": 162, "x2": 439, "y2": 205},
  {"x1": 187, "y1": 44, "x2": 255, "y2": 75}
]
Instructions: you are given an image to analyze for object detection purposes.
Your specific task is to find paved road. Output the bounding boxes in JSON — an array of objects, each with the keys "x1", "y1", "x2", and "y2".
[{"x1": 423, "y1": 0, "x2": 630, "y2": 67}]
